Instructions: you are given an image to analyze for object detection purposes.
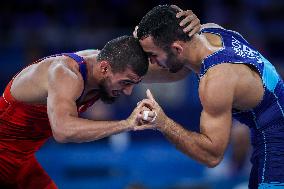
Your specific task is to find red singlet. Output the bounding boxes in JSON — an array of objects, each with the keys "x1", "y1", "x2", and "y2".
[{"x1": 0, "y1": 53, "x2": 99, "y2": 188}]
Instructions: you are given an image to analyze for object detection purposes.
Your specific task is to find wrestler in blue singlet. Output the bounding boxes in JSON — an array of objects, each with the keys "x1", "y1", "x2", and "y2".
[{"x1": 199, "y1": 28, "x2": 284, "y2": 188}]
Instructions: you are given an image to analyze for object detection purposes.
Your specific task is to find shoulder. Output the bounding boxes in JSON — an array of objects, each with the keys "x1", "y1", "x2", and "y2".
[
  {"x1": 47, "y1": 57, "x2": 84, "y2": 97},
  {"x1": 48, "y1": 56, "x2": 81, "y2": 79},
  {"x1": 200, "y1": 63, "x2": 238, "y2": 88},
  {"x1": 199, "y1": 64, "x2": 238, "y2": 113}
]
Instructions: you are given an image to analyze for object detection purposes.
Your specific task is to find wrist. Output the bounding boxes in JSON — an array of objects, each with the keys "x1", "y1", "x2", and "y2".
[
  {"x1": 121, "y1": 119, "x2": 133, "y2": 131},
  {"x1": 157, "y1": 116, "x2": 171, "y2": 132}
]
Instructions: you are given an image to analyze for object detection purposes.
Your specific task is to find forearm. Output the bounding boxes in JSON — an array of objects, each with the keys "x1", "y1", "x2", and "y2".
[
  {"x1": 159, "y1": 118, "x2": 222, "y2": 167},
  {"x1": 52, "y1": 116, "x2": 131, "y2": 143}
]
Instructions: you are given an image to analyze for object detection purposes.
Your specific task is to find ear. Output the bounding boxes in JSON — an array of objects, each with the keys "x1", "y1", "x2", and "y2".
[
  {"x1": 99, "y1": 61, "x2": 110, "y2": 75},
  {"x1": 171, "y1": 41, "x2": 184, "y2": 55}
]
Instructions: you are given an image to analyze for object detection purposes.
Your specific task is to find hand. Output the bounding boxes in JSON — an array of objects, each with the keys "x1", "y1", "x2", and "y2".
[
  {"x1": 135, "y1": 89, "x2": 168, "y2": 131},
  {"x1": 133, "y1": 110, "x2": 158, "y2": 131},
  {"x1": 133, "y1": 100, "x2": 157, "y2": 131},
  {"x1": 136, "y1": 103, "x2": 156, "y2": 124},
  {"x1": 126, "y1": 101, "x2": 145, "y2": 130},
  {"x1": 171, "y1": 5, "x2": 201, "y2": 37}
]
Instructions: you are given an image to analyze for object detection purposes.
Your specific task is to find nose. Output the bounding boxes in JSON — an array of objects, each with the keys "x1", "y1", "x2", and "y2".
[{"x1": 123, "y1": 85, "x2": 134, "y2": 96}]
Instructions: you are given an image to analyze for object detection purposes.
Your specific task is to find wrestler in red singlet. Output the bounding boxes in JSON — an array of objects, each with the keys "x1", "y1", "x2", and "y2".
[{"x1": 0, "y1": 53, "x2": 99, "y2": 189}]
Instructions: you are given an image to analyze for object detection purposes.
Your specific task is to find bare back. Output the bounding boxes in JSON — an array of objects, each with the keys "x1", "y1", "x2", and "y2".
[
  {"x1": 10, "y1": 50, "x2": 99, "y2": 105},
  {"x1": 10, "y1": 56, "x2": 78, "y2": 104}
]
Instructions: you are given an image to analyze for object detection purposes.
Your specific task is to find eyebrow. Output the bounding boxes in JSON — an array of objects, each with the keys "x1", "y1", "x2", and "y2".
[
  {"x1": 126, "y1": 73, "x2": 143, "y2": 83},
  {"x1": 122, "y1": 79, "x2": 142, "y2": 85}
]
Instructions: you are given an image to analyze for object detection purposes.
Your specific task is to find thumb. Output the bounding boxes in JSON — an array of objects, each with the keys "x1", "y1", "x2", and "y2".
[{"x1": 146, "y1": 89, "x2": 156, "y2": 102}]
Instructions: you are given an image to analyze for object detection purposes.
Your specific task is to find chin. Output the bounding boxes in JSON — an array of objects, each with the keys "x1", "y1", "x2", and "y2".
[
  {"x1": 101, "y1": 96, "x2": 117, "y2": 104},
  {"x1": 99, "y1": 89, "x2": 117, "y2": 104},
  {"x1": 169, "y1": 67, "x2": 183, "y2": 73}
]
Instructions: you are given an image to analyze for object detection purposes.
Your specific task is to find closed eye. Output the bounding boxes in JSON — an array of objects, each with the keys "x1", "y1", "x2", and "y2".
[
  {"x1": 120, "y1": 79, "x2": 141, "y2": 86},
  {"x1": 121, "y1": 81, "x2": 132, "y2": 86},
  {"x1": 120, "y1": 80, "x2": 135, "y2": 86}
]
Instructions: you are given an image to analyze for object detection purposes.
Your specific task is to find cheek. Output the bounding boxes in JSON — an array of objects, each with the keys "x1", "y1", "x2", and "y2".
[
  {"x1": 104, "y1": 78, "x2": 114, "y2": 90},
  {"x1": 109, "y1": 81, "x2": 121, "y2": 90}
]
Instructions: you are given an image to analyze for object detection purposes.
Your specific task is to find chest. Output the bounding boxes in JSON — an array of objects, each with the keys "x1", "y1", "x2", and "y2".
[
  {"x1": 76, "y1": 89, "x2": 100, "y2": 106},
  {"x1": 198, "y1": 64, "x2": 264, "y2": 111}
]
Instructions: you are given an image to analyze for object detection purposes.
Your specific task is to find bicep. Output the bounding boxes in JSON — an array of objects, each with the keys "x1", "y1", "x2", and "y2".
[
  {"x1": 200, "y1": 105, "x2": 232, "y2": 154},
  {"x1": 199, "y1": 69, "x2": 236, "y2": 154}
]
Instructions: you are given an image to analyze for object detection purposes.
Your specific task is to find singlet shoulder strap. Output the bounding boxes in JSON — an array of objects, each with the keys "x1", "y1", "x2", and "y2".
[
  {"x1": 62, "y1": 53, "x2": 87, "y2": 82},
  {"x1": 62, "y1": 53, "x2": 87, "y2": 103},
  {"x1": 62, "y1": 53, "x2": 100, "y2": 112},
  {"x1": 200, "y1": 27, "x2": 248, "y2": 44}
]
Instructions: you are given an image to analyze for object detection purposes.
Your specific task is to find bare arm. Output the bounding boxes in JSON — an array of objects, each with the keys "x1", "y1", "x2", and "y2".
[
  {"x1": 142, "y1": 8, "x2": 223, "y2": 83},
  {"x1": 47, "y1": 61, "x2": 133, "y2": 143},
  {"x1": 142, "y1": 62, "x2": 191, "y2": 83},
  {"x1": 136, "y1": 6, "x2": 198, "y2": 83},
  {"x1": 140, "y1": 65, "x2": 236, "y2": 167},
  {"x1": 139, "y1": 9, "x2": 222, "y2": 84},
  {"x1": 171, "y1": 5, "x2": 223, "y2": 32}
]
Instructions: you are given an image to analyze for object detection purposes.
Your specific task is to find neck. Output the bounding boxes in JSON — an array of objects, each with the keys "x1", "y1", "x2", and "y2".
[
  {"x1": 184, "y1": 34, "x2": 220, "y2": 73},
  {"x1": 84, "y1": 56, "x2": 100, "y2": 90}
]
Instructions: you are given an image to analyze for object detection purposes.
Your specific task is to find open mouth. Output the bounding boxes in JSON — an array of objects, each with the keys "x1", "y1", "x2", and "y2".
[{"x1": 112, "y1": 90, "x2": 121, "y2": 97}]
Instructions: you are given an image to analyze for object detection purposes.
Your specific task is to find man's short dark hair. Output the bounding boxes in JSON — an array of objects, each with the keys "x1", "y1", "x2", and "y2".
[
  {"x1": 97, "y1": 35, "x2": 148, "y2": 77},
  {"x1": 137, "y1": 5, "x2": 191, "y2": 50}
]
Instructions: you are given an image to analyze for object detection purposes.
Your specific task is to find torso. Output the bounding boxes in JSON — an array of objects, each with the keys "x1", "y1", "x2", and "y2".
[
  {"x1": 11, "y1": 57, "x2": 58, "y2": 105},
  {"x1": 0, "y1": 52, "x2": 100, "y2": 160},
  {"x1": 198, "y1": 29, "x2": 284, "y2": 185},
  {"x1": 10, "y1": 55, "x2": 98, "y2": 106},
  {"x1": 200, "y1": 32, "x2": 264, "y2": 112},
  {"x1": 76, "y1": 88, "x2": 100, "y2": 105},
  {"x1": 197, "y1": 27, "x2": 284, "y2": 132}
]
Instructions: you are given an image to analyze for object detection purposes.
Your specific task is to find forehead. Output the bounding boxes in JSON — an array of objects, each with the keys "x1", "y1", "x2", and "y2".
[{"x1": 115, "y1": 68, "x2": 142, "y2": 81}]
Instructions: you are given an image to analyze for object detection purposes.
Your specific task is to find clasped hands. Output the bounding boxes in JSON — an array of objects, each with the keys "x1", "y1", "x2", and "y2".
[{"x1": 127, "y1": 89, "x2": 167, "y2": 131}]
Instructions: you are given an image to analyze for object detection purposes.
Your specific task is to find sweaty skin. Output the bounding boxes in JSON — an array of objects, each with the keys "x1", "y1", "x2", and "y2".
[
  {"x1": 137, "y1": 5, "x2": 202, "y2": 83},
  {"x1": 10, "y1": 50, "x2": 145, "y2": 143},
  {"x1": 8, "y1": 6, "x2": 202, "y2": 143},
  {"x1": 137, "y1": 28, "x2": 264, "y2": 167}
]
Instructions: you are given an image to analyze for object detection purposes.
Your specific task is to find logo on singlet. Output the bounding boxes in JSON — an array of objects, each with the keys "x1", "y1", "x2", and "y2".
[{"x1": 231, "y1": 36, "x2": 262, "y2": 64}]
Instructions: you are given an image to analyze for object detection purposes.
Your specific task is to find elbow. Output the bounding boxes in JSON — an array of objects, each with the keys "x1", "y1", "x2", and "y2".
[
  {"x1": 206, "y1": 159, "x2": 221, "y2": 168},
  {"x1": 53, "y1": 132, "x2": 70, "y2": 143},
  {"x1": 51, "y1": 123, "x2": 74, "y2": 143},
  {"x1": 205, "y1": 155, "x2": 223, "y2": 168}
]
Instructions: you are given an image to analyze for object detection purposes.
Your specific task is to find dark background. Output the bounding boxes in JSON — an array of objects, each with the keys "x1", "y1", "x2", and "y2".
[{"x1": 1, "y1": 0, "x2": 283, "y2": 188}]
